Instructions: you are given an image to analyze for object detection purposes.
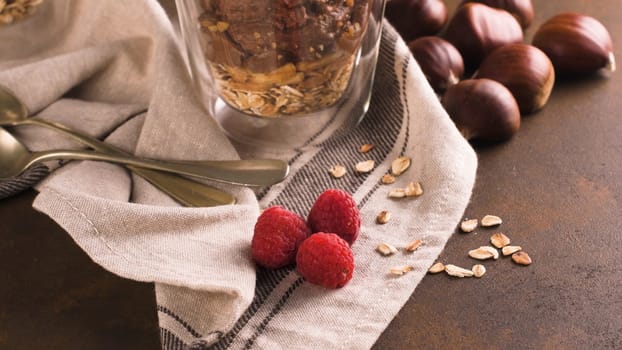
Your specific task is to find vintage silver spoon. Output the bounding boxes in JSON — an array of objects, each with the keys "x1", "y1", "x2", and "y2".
[
  {"x1": 0, "y1": 85, "x2": 238, "y2": 206},
  {"x1": 0, "y1": 86, "x2": 288, "y2": 202},
  {"x1": 0, "y1": 126, "x2": 289, "y2": 185},
  {"x1": 0, "y1": 86, "x2": 241, "y2": 206}
]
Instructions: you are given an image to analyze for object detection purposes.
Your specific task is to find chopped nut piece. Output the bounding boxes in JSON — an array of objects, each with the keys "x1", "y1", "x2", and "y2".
[
  {"x1": 376, "y1": 210, "x2": 391, "y2": 224},
  {"x1": 329, "y1": 165, "x2": 347, "y2": 178},
  {"x1": 381, "y1": 174, "x2": 396, "y2": 184},
  {"x1": 481, "y1": 215, "x2": 503, "y2": 227},
  {"x1": 405, "y1": 181, "x2": 423, "y2": 197},
  {"x1": 428, "y1": 262, "x2": 446, "y2": 274},
  {"x1": 388, "y1": 188, "x2": 407, "y2": 198},
  {"x1": 460, "y1": 218, "x2": 478, "y2": 233},
  {"x1": 512, "y1": 251, "x2": 532, "y2": 265},
  {"x1": 0, "y1": 0, "x2": 44, "y2": 25},
  {"x1": 445, "y1": 264, "x2": 474, "y2": 278},
  {"x1": 490, "y1": 232, "x2": 511, "y2": 248},
  {"x1": 390, "y1": 265, "x2": 414, "y2": 276},
  {"x1": 376, "y1": 242, "x2": 398, "y2": 256},
  {"x1": 391, "y1": 156, "x2": 412, "y2": 176},
  {"x1": 468, "y1": 246, "x2": 499, "y2": 260},
  {"x1": 502, "y1": 245, "x2": 522, "y2": 256},
  {"x1": 472, "y1": 264, "x2": 486, "y2": 278},
  {"x1": 360, "y1": 143, "x2": 374, "y2": 153},
  {"x1": 216, "y1": 21, "x2": 230, "y2": 32},
  {"x1": 355, "y1": 160, "x2": 375, "y2": 173},
  {"x1": 406, "y1": 239, "x2": 423, "y2": 252}
]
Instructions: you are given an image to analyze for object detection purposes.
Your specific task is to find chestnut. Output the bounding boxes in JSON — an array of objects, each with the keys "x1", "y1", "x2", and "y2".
[
  {"x1": 444, "y1": 3, "x2": 523, "y2": 68},
  {"x1": 408, "y1": 36, "x2": 464, "y2": 92},
  {"x1": 475, "y1": 43, "x2": 555, "y2": 114},
  {"x1": 441, "y1": 78, "x2": 520, "y2": 142},
  {"x1": 532, "y1": 13, "x2": 615, "y2": 75},
  {"x1": 460, "y1": 0, "x2": 534, "y2": 28},
  {"x1": 385, "y1": 0, "x2": 448, "y2": 41}
]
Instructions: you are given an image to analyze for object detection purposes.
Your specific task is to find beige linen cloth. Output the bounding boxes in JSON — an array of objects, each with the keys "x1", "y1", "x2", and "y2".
[{"x1": 0, "y1": 1, "x2": 477, "y2": 349}]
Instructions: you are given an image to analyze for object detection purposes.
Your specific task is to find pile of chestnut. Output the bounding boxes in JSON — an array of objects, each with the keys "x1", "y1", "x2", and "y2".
[{"x1": 385, "y1": 0, "x2": 616, "y2": 143}]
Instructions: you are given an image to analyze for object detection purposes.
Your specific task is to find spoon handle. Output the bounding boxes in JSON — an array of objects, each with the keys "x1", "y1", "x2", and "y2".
[
  {"x1": 23, "y1": 118, "x2": 235, "y2": 207},
  {"x1": 33, "y1": 149, "x2": 289, "y2": 187}
]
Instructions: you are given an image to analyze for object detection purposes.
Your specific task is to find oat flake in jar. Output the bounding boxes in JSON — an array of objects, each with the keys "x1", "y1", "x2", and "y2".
[{"x1": 177, "y1": 0, "x2": 386, "y2": 149}]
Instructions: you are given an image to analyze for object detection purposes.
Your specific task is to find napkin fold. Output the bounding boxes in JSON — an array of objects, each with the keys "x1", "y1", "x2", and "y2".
[{"x1": 0, "y1": 1, "x2": 478, "y2": 349}]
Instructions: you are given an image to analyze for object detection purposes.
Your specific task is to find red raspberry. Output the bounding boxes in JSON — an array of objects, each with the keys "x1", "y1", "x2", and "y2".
[
  {"x1": 251, "y1": 206, "x2": 311, "y2": 269},
  {"x1": 296, "y1": 233, "x2": 354, "y2": 289},
  {"x1": 307, "y1": 189, "x2": 360, "y2": 245}
]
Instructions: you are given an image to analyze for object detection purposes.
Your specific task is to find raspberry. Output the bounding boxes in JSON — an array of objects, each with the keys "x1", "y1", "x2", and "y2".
[
  {"x1": 296, "y1": 233, "x2": 354, "y2": 289},
  {"x1": 251, "y1": 206, "x2": 311, "y2": 269},
  {"x1": 307, "y1": 189, "x2": 360, "y2": 245}
]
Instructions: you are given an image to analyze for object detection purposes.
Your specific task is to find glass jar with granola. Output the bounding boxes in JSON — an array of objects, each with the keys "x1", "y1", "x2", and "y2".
[{"x1": 177, "y1": 0, "x2": 386, "y2": 147}]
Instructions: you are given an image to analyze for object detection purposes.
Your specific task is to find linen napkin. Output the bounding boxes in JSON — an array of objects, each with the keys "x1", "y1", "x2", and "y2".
[{"x1": 0, "y1": 1, "x2": 478, "y2": 349}]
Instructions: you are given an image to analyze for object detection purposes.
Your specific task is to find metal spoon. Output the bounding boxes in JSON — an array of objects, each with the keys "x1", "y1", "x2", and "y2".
[
  {"x1": 0, "y1": 86, "x2": 288, "y2": 203},
  {"x1": 0, "y1": 126, "x2": 289, "y2": 185},
  {"x1": 0, "y1": 87, "x2": 235, "y2": 206}
]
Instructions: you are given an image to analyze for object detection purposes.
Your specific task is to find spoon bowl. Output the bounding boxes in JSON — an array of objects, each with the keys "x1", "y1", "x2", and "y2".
[{"x1": 0, "y1": 86, "x2": 27, "y2": 125}]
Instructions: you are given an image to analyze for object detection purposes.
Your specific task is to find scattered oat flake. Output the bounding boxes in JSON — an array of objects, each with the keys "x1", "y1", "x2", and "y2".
[
  {"x1": 376, "y1": 210, "x2": 391, "y2": 224},
  {"x1": 388, "y1": 188, "x2": 407, "y2": 198},
  {"x1": 512, "y1": 251, "x2": 532, "y2": 265},
  {"x1": 490, "y1": 232, "x2": 511, "y2": 248},
  {"x1": 376, "y1": 242, "x2": 398, "y2": 256},
  {"x1": 216, "y1": 21, "x2": 230, "y2": 32},
  {"x1": 390, "y1": 265, "x2": 414, "y2": 276},
  {"x1": 481, "y1": 215, "x2": 503, "y2": 227},
  {"x1": 406, "y1": 239, "x2": 423, "y2": 252},
  {"x1": 391, "y1": 156, "x2": 411, "y2": 176},
  {"x1": 445, "y1": 264, "x2": 474, "y2": 278},
  {"x1": 405, "y1": 181, "x2": 423, "y2": 197},
  {"x1": 460, "y1": 218, "x2": 478, "y2": 233},
  {"x1": 502, "y1": 245, "x2": 522, "y2": 256},
  {"x1": 247, "y1": 94, "x2": 265, "y2": 108},
  {"x1": 355, "y1": 160, "x2": 375, "y2": 173},
  {"x1": 329, "y1": 165, "x2": 347, "y2": 178},
  {"x1": 381, "y1": 174, "x2": 396, "y2": 184},
  {"x1": 360, "y1": 143, "x2": 374, "y2": 153},
  {"x1": 428, "y1": 262, "x2": 445, "y2": 274},
  {"x1": 472, "y1": 264, "x2": 486, "y2": 278},
  {"x1": 468, "y1": 246, "x2": 499, "y2": 260}
]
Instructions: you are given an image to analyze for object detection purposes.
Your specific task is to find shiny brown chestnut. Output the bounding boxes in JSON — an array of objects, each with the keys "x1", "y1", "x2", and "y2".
[
  {"x1": 475, "y1": 43, "x2": 555, "y2": 114},
  {"x1": 441, "y1": 78, "x2": 520, "y2": 142},
  {"x1": 444, "y1": 3, "x2": 523, "y2": 68},
  {"x1": 408, "y1": 36, "x2": 464, "y2": 92},
  {"x1": 385, "y1": 0, "x2": 448, "y2": 41},
  {"x1": 532, "y1": 13, "x2": 615, "y2": 75},
  {"x1": 460, "y1": 0, "x2": 534, "y2": 28}
]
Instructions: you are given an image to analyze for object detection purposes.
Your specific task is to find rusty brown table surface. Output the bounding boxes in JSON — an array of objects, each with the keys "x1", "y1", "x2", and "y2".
[{"x1": 2, "y1": 1, "x2": 621, "y2": 349}]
